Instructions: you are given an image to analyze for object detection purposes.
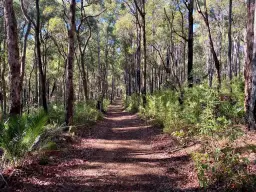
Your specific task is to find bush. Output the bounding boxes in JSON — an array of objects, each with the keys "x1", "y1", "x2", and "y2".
[
  {"x1": 73, "y1": 101, "x2": 103, "y2": 124},
  {"x1": 48, "y1": 104, "x2": 65, "y2": 125},
  {"x1": 124, "y1": 93, "x2": 141, "y2": 113},
  {"x1": 192, "y1": 149, "x2": 253, "y2": 190},
  {"x1": 48, "y1": 100, "x2": 104, "y2": 126},
  {"x1": 137, "y1": 82, "x2": 245, "y2": 139},
  {"x1": 128, "y1": 81, "x2": 250, "y2": 190},
  {"x1": 0, "y1": 112, "x2": 48, "y2": 165},
  {"x1": 103, "y1": 99, "x2": 110, "y2": 112}
]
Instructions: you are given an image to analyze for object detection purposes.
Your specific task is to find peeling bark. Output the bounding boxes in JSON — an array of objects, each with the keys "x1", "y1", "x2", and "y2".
[
  {"x1": 4, "y1": 0, "x2": 21, "y2": 115},
  {"x1": 65, "y1": 0, "x2": 76, "y2": 126}
]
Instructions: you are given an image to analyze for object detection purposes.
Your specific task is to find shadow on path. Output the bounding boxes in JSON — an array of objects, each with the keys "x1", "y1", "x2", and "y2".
[{"x1": 4, "y1": 100, "x2": 199, "y2": 192}]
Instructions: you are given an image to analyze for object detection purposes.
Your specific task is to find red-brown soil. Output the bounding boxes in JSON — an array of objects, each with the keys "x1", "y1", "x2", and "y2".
[{"x1": 2, "y1": 100, "x2": 200, "y2": 192}]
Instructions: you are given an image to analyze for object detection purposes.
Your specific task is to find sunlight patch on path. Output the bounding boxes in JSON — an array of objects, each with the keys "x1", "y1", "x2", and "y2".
[{"x1": 112, "y1": 125, "x2": 150, "y2": 132}]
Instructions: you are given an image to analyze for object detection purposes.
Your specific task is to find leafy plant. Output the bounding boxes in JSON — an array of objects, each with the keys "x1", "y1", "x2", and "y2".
[
  {"x1": 192, "y1": 149, "x2": 252, "y2": 190},
  {"x1": 74, "y1": 101, "x2": 103, "y2": 124},
  {"x1": 0, "y1": 112, "x2": 48, "y2": 165},
  {"x1": 125, "y1": 93, "x2": 141, "y2": 113}
]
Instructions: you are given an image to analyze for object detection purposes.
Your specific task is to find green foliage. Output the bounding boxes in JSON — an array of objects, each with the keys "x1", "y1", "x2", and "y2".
[
  {"x1": 48, "y1": 104, "x2": 65, "y2": 125},
  {"x1": 124, "y1": 94, "x2": 141, "y2": 113},
  {"x1": 0, "y1": 112, "x2": 48, "y2": 165},
  {"x1": 192, "y1": 152, "x2": 210, "y2": 188},
  {"x1": 131, "y1": 80, "x2": 251, "y2": 190},
  {"x1": 40, "y1": 141, "x2": 58, "y2": 151},
  {"x1": 74, "y1": 101, "x2": 103, "y2": 124},
  {"x1": 48, "y1": 100, "x2": 105, "y2": 126},
  {"x1": 103, "y1": 99, "x2": 110, "y2": 112},
  {"x1": 138, "y1": 82, "x2": 244, "y2": 141},
  {"x1": 0, "y1": 99, "x2": 105, "y2": 166},
  {"x1": 192, "y1": 149, "x2": 254, "y2": 190},
  {"x1": 220, "y1": 78, "x2": 245, "y2": 123}
]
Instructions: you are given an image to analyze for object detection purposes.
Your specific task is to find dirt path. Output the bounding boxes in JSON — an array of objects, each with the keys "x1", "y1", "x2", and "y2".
[{"x1": 4, "y1": 100, "x2": 199, "y2": 192}]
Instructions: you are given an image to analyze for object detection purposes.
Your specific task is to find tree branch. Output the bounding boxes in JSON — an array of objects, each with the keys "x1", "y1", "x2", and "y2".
[
  {"x1": 133, "y1": 0, "x2": 144, "y2": 17},
  {"x1": 19, "y1": 0, "x2": 36, "y2": 28}
]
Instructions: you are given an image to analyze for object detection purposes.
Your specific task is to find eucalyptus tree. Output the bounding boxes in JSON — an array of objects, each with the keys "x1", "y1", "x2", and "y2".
[
  {"x1": 0, "y1": 3, "x2": 7, "y2": 115},
  {"x1": 245, "y1": 0, "x2": 255, "y2": 130},
  {"x1": 134, "y1": 0, "x2": 147, "y2": 106},
  {"x1": 3, "y1": 0, "x2": 22, "y2": 115},
  {"x1": 64, "y1": 0, "x2": 76, "y2": 126},
  {"x1": 184, "y1": 0, "x2": 194, "y2": 87},
  {"x1": 195, "y1": 0, "x2": 221, "y2": 89},
  {"x1": 228, "y1": 0, "x2": 232, "y2": 85}
]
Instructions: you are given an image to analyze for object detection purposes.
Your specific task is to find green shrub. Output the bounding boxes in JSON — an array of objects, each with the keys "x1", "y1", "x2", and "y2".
[
  {"x1": 137, "y1": 82, "x2": 245, "y2": 139},
  {"x1": 40, "y1": 141, "x2": 58, "y2": 151},
  {"x1": 48, "y1": 101, "x2": 104, "y2": 126},
  {"x1": 103, "y1": 99, "x2": 110, "y2": 111},
  {"x1": 127, "y1": 80, "x2": 249, "y2": 190},
  {"x1": 0, "y1": 112, "x2": 48, "y2": 165},
  {"x1": 74, "y1": 101, "x2": 103, "y2": 124},
  {"x1": 125, "y1": 93, "x2": 141, "y2": 113},
  {"x1": 48, "y1": 104, "x2": 65, "y2": 125},
  {"x1": 192, "y1": 149, "x2": 253, "y2": 190}
]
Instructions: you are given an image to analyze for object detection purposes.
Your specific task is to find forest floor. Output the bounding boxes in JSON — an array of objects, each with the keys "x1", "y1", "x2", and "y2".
[{"x1": 3, "y1": 100, "x2": 203, "y2": 192}]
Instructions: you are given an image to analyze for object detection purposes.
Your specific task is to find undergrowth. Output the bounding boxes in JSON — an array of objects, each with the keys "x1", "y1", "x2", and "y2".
[
  {"x1": 49, "y1": 99, "x2": 107, "y2": 125},
  {"x1": 0, "y1": 99, "x2": 109, "y2": 167},
  {"x1": 125, "y1": 79, "x2": 255, "y2": 190},
  {"x1": 0, "y1": 112, "x2": 48, "y2": 166}
]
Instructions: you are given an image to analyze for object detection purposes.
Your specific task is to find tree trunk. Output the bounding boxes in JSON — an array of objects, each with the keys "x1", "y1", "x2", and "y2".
[
  {"x1": 136, "y1": 24, "x2": 141, "y2": 95},
  {"x1": 233, "y1": 40, "x2": 238, "y2": 77},
  {"x1": 4, "y1": 0, "x2": 22, "y2": 115},
  {"x1": 35, "y1": 0, "x2": 48, "y2": 113},
  {"x1": 237, "y1": 40, "x2": 241, "y2": 77},
  {"x1": 96, "y1": 25, "x2": 103, "y2": 111},
  {"x1": 20, "y1": 22, "x2": 31, "y2": 112},
  {"x1": 1, "y1": 25, "x2": 7, "y2": 117},
  {"x1": 187, "y1": 0, "x2": 194, "y2": 87},
  {"x1": 65, "y1": 0, "x2": 76, "y2": 126},
  {"x1": 228, "y1": 0, "x2": 233, "y2": 87},
  {"x1": 206, "y1": 19, "x2": 221, "y2": 89},
  {"x1": 142, "y1": 2, "x2": 147, "y2": 106},
  {"x1": 33, "y1": 48, "x2": 38, "y2": 105},
  {"x1": 81, "y1": 54, "x2": 88, "y2": 100},
  {"x1": 245, "y1": 0, "x2": 255, "y2": 124},
  {"x1": 197, "y1": 0, "x2": 221, "y2": 89},
  {"x1": 247, "y1": 0, "x2": 256, "y2": 130}
]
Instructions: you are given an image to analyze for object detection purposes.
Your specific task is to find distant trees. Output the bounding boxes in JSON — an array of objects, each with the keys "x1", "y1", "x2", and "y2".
[
  {"x1": 0, "y1": 0, "x2": 255, "y2": 130},
  {"x1": 0, "y1": 0, "x2": 121, "y2": 123},
  {"x1": 20, "y1": 0, "x2": 48, "y2": 113},
  {"x1": 118, "y1": 0, "x2": 246, "y2": 96}
]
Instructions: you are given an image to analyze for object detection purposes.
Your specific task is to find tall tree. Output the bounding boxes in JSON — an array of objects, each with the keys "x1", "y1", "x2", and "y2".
[
  {"x1": 76, "y1": 0, "x2": 91, "y2": 101},
  {"x1": 185, "y1": 0, "x2": 194, "y2": 87},
  {"x1": 134, "y1": 0, "x2": 147, "y2": 106},
  {"x1": 35, "y1": 0, "x2": 48, "y2": 113},
  {"x1": 196, "y1": 0, "x2": 221, "y2": 89},
  {"x1": 65, "y1": 0, "x2": 76, "y2": 126},
  {"x1": 3, "y1": 0, "x2": 22, "y2": 115},
  {"x1": 228, "y1": 0, "x2": 232, "y2": 87},
  {"x1": 246, "y1": 0, "x2": 256, "y2": 130}
]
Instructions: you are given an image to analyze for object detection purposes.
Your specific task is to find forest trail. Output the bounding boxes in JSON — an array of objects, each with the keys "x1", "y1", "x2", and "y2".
[{"x1": 4, "y1": 100, "x2": 198, "y2": 192}]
